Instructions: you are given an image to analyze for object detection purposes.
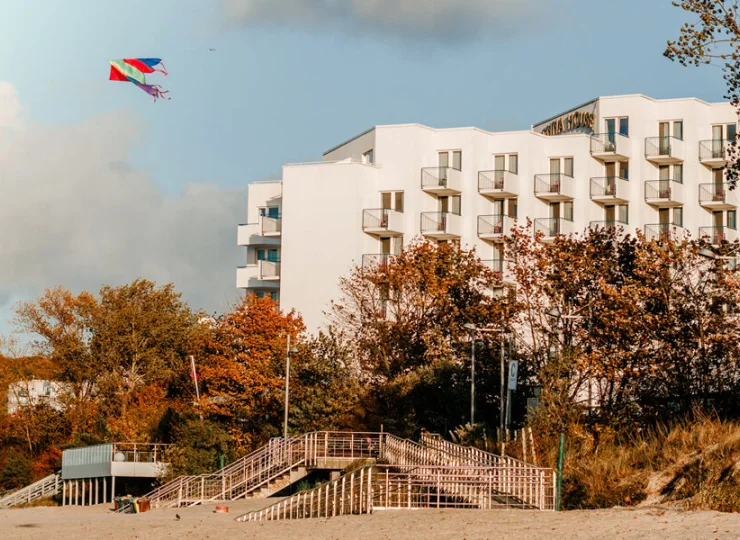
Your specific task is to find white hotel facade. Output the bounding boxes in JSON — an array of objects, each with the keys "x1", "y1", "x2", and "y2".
[{"x1": 237, "y1": 94, "x2": 738, "y2": 333}]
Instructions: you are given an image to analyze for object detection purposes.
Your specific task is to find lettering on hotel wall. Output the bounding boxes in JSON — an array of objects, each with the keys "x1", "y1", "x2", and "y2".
[
  {"x1": 534, "y1": 100, "x2": 598, "y2": 136},
  {"x1": 541, "y1": 111, "x2": 595, "y2": 136}
]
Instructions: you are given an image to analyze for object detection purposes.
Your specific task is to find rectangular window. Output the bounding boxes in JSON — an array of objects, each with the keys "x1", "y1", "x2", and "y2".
[
  {"x1": 492, "y1": 200, "x2": 505, "y2": 216},
  {"x1": 619, "y1": 161, "x2": 629, "y2": 180},
  {"x1": 508, "y1": 198, "x2": 518, "y2": 219},
  {"x1": 392, "y1": 236, "x2": 404, "y2": 255},
  {"x1": 381, "y1": 192, "x2": 392, "y2": 210},
  {"x1": 619, "y1": 117, "x2": 629, "y2": 137},
  {"x1": 509, "y1": 154, "x2": 518, "y2": 174},
  {"x1": 728, "y1": 124, "x2": 737, "y2": 143},
  {"x1": 363, "y1": 149, "x2": 374, "y2": 164},
  {"x1": 438, "y1": 196, "x2": 449, "y2": 213},
  {"x1": 673, "y1": 207, "x2": 684, "y2": 227},
  {"x1": 394, "y1": 191, "x2": 404, "y2": 212},
  {"x1": 549, "y1": 158, "x2": 561, "y2": 175},
  {"x1": 452, "y1": 151, "x2": 462, "y2": 171},
  {"x1": 381, "y1": 237, "x2": 391, "y2": 254},
  {"x1": 729, "y1": 210, "x2": 737, "y2": 230},
  {"x1": 438, "y1": 152, "x2": 449, "y2": 168},
  {"x1": 564, "y1": 157, "x2": 574, "y2": 177},
  {"x1": 563, "y1": 201, "x2": 574, "y2": 221},
  {"x1": 494, "y1": 155, "x2": 506, "y2": 170},
  {"x1": 618, "y1": 204, "x2": 629, "y2": 224},
  {"x1": 673, "y1": 120, "x2": 684, "y2": 141},
  {"x1": 673, "y1": 164, "x2": 683, "y2": 184},
  {"x1": 270, "y1": 292, "x2": 279, "y2": 302},
  {"x1": 450, "y1": 195, "x2": 462, "y2": 215},
  {"x1": 605, "y1": 118, "x2": 616, "y2": 135}
]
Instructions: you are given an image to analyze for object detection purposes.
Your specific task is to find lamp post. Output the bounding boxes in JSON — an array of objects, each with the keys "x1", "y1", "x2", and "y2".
[
  {"x1": 464, "y1": 324, "x2": 507, "y2": 435},
  {"x1": 284, "y1": 335, "x2": 298, "y2": 440}
]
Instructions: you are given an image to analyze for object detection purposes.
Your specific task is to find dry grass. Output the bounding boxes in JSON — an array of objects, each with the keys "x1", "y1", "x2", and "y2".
[{"x1": 535, "y1": 414, "x2": 740, "y2": 511}]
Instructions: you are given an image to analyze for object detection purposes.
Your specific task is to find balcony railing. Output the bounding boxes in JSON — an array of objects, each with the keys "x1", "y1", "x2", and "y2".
[
  {"x1": 645, "y1": 136, "x2": 685, "y2": 163},
  {"x1": 699, "y1": 139, "x2": 729, "y2": 165},
  {"x1": 481, "y1": 259, "x2": 504, "y2": 281},
  {"x1": 477, "y1": 214, "x2": 515, "y2": 240},
  {"x1": 261, "y1": 216, "x2": 282, "y2": 235},
  {"x1": 362, "y1": 253, "x2": 395, "y2": 270},
  {"x1": 478, "y1": 170, "x2": 518, "y2": 197},
  {"x1": 590, "y1": 133, "x2": 630, "y2": 160},
  {"x1": 644, "y1": 223, "x2": 687, "y2": 242},
  {"x1": 590, "y1": 176, "x2": 629, "y2": 203},
  {"x1": 421, "y1": 167, "x2": 462, "y2": 194},
  {"x1": 420, "y1": 211, "x2": 461, "y2": 238},
  {"x1": 644, "y1": 179, "x2": 684, "y2": 206},
  {"x1": 534, "y1": 174, "x2": 574, "y2": 200},
  {"x1": 533, "y1": 217, "x2": 573, "y2": 241},
  {"x1": 699, "y1": 183, "x2": 738, "y2": 208},
  {"x1": 699, "y1": 226, "x2": 739, "y2": 245},
  {"x1": 362, "y1": 208, "x2": 404, "y2": 234},
  {"x1": 259, "y1": 260, "x2": 281, "y2": 280},
  {"x1": 589, "y1": 220, "x2": 628, "y2": 236}
]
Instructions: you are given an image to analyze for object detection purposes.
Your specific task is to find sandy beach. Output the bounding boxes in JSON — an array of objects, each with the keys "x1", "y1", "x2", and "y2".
[{"x1": 1, "y1": 501, "x2": 739, "y2": 540}]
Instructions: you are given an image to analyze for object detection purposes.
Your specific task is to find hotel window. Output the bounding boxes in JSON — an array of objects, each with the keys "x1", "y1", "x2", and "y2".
[
  {"x1": 619, "y1": 118, "x2": 629, "y2": 137},
  {"x1": 563, "y1": 201, "x2": 574, "y2": 221},
  {"x1": 712, "y1": 124, "x2": 737, "y2": 143},
  {"x1": 673, "y1": 207, "x2": 684, "y2": 227},
  {"x1": 509, "y1": 154, "x2": 519, "y2": 174},
  {"x1": 260, "y1": 206, "x2": 280, "y2": 218},
  {"x1": 619, "y1": 161, "x2": 629, "y2": 180},
  {"x1": 438, "y1": 150, "x2": 462, "y2": 170},
  {"x1": 673, "y1": 121, "x2": 683, "y2": 140},
  {"x1": 729, "y1": 210, "x2": 737, "y2": 230},
  {"x1": 618, "y1": 204, "x2": 629, "y2": 224},
  {"x1": 439, "y1": 195, "x2": 461, "y2": 215},
  {"x1": 381, "y1": 191, "x2": 404, "y2": 212},
  {"x1": 673, "y1": 164, "x2": 683, "y2": 184},
  {"x1": 508, "y1": 198, "x2": 518, "y2": 219},
  {"x1": 605, "y1": 117, "x2": 629, "y2": 137},
  {"x1": 257, "y1": 249, "x2": 279, "y2": 262},
  {"x1": 564, "y1": 157, "x2": 574, "y2": 177}
]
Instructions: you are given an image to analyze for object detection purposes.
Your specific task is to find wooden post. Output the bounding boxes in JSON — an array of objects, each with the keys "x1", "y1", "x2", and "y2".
[
  {"x1": 62, "y1": 481, "x2": 66, "y2": 507},
  {"x1": 111, "y1": 476, "x2": 116, "y2": 505},
  {"x1": 103, "y1": 477, "x2": 107, "y2": 504}
]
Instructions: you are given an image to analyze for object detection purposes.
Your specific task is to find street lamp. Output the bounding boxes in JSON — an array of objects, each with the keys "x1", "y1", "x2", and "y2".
[
  {"x1": 284, "y1": 335, "x2": 298, "y2": 440},
  {"x1": 464, "y1": 324, "x2": 507, "y2": 438}
]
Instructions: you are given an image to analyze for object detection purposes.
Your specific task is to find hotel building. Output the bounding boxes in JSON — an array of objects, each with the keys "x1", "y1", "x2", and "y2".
[{"x1": 237, "y1": 94, "x2": 738, "y2": 333}]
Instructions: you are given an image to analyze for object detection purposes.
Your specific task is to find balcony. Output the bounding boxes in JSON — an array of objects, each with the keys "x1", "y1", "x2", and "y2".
[
  {"x1": 699, "y1": 226, "x2": 739, "y2": 246},
  {"x1": 477, "y1": 214, "x2": 515, "y2": 242},
  {"x1": 237, "y1": 218, "x2": 282, "y2": 247},
  {"x1": 644, "y1": 179, "x2": 684, "y2": 208},
  {"x1": 699, "y1": 183, "x2": 738, "y2": 210},
  {"x1": 533, "y1": 217, "x2": 574, "y2": 243},
  {"x1": 420, "y1": 211, "x2": 462, "y2": 239},
  {"x1": 590, "y1": 176, "x2": 629, "y2": 205},
  {"x1": 421, "y1": 167, "x2": 462, "y2": 195},
  {"x1": 362, "y1": 253, "x2": 395, "y2": 270},
  {"x1": 478, "y1": 170, "x2": 519, "y2": 198},
  {"x1": 236, "y1": 264, "x2": 281, "y2": 289},
  {"x1": 534, "y1": 174, "x2": 575, "y2": 201},
  {"x1": 645, "y1": 136, "x2": 685, "y2": 164},
  {"x1": 590, "y1": 133, "x2": 631, "y2": 161},
  {"x1": 699, "y1": 139, "x2": 729, "y2": 168},
  {"x1": 481, "y1": 259, "x2": 512, "y2": 284},
  {"x1": 589, "y1": 220, "x2": 629, "y2": 239},
  {"x1": 362, "y1": 208, "x2": 404, "y2": 236},
  {"x1": 644, "y1": 223, "x2": 688, "y2": 242}
]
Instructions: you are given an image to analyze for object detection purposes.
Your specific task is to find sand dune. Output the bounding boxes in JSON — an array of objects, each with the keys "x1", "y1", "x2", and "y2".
[{"x1": 1, "y1": 500, "x2": 739, "y2": 540}]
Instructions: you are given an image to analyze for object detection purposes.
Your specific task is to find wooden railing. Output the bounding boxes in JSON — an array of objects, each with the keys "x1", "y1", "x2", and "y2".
[{"x1": 236, "y1": 433, "x2": 555, "y2": 521}]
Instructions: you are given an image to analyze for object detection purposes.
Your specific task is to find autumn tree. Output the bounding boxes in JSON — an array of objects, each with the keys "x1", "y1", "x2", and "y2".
[
  {"x1": 330, "y1": 239, "x2": 517, "y2": 437},
  {"x1": 199, "y1": 295, "x2": 304, "y2": 453},
  {"x1": 666, "y1": 0, "x2": 740, "y2": 184}
]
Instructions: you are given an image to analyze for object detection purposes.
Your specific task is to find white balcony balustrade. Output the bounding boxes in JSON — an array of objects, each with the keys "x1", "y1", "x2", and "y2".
[
  {"x1": 590, "y1": 133, "x2": 631, "y2": 161},
  {"x1": 421, "y1": 167, "x2": 462, "y2": 195},
  {"x1": 478, "y1": 170, "x2": 518, "y2": 198},
  {"x1": 644, "y1": 179, "x2": 684, "y2": 208},
  {"x1": 420, "y1": 211, "x2": 462, "y2": 239},
  {"x1": 645, "y1": 136, "x2": 685, "y2": 164}
]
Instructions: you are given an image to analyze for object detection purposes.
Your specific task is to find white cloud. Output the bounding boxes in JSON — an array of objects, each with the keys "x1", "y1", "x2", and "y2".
[
  {"x1": 222, "y1": 0, "x2": 548, "y2": 38},
  {"x1": 0, "y1": 82, "x2": 246, "y2": 322}
]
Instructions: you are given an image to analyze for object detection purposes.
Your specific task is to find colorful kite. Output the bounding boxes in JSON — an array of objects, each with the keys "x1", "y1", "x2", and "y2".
[{"x1": 109, "y1": 58, "x2": 170, "y2": 102}]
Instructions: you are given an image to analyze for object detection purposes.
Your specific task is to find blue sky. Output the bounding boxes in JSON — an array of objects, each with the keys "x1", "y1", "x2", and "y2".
[{"x1": 0, "y1": 0, "x2": 726, "y2": 340}]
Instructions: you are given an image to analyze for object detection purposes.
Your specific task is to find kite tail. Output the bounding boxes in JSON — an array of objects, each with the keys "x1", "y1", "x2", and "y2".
[
  {"x1": 152, "y1": 84, "x2": 171, "y2": 101},
  {"x1": 154, "y1": 61, "x2": 168, "y2": 76}
]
